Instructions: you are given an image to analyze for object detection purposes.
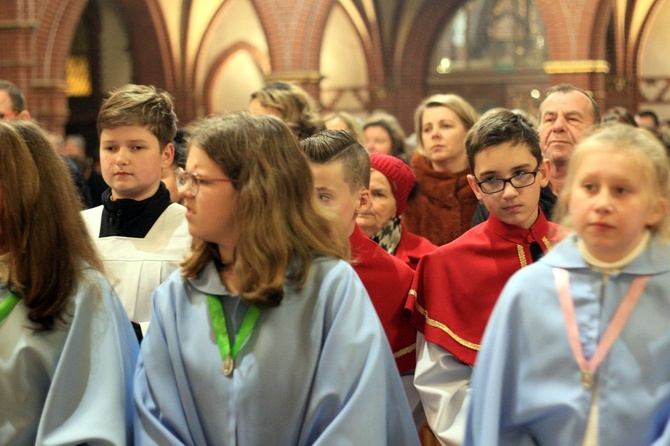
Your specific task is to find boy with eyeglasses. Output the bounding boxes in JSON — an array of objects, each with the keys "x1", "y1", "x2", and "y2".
[
  {"x1": 81, "y1": 84, "x2": 191, "y2": 340},
  {"x1": 407, "y1": 110, "x2": 566, "y2": 445}
]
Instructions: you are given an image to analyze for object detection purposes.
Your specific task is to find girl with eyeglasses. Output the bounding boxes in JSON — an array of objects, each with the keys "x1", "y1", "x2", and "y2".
[{"x1": 134, "y1": 112, "x2": 420, "y2": 445}]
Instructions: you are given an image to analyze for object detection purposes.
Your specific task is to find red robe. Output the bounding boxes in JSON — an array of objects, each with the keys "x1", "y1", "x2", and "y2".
[
  {"x1": 350, "y1": 225, "x2": 416, "y2": 373},
  {"x1": 406, "y1": 210, "x2": 566, "y2": 366},
  {"x1": 395, "y1": 228, "x2": 438, "y2": 271}
]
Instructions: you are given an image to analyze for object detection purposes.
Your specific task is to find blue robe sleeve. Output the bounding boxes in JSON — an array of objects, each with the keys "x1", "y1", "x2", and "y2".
[
  {"x1": 134, "y1": 283, "x2": 206, "y2": 446},
  {"x1": 35, "y1": 270, "x2": 140, "y2": 445},
  {"x1": 134, "y1": 261, "x2": 420, "y2": 445},
  {"x1": 296, "y1": 261, "x2": 420, "y2": 446},
  {"x1": 464, "y1": 276, "x2": 538, "y2": 446}
]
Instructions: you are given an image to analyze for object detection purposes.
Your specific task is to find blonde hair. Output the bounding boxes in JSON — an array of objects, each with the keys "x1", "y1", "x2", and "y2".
[
  {"x1": 181, "y1": 112, "x2": 349, "y2": 306},
  {"x1": 323, "y1": 111, "x2": 364, "y2": 141},
  {"x1": 555, "y1": 124, "x2": 670, "y2": 238},
  {"x1": 414, "y1": 93, "x2": 479, "y2": 156},
  {"x1": 0, "y1": 120, "x2": 104, "y2": 331},
  {"x1": 250, "y1": 82, "x2": 324, "y2": 140}
]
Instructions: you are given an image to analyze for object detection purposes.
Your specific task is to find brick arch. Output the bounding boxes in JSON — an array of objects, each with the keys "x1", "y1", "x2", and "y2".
[
  {"x1": 536, "y1": 0, "x2": 600, "y2": 61},
  {"x1": 250, "y1": 0, "x2": 337, "y2": 98},
  {"x1": 535, "y1": 0, "x2": 603, "y2": 90},
  {"x1": 117, "y1": 0, "x2": 172, "y2": 89},
  {"x1": 190, "y1": 0, "x2": 248, "y2": 119},
  {"x1": 333, "y1": 1, "x2": 386, "y2": 102},
  {"x1": 590, "y1": 0, "x2": 664, "y2": 82},
  {"x1": 394, "y1": 0, "x2": 466, "y2": 131},
  {"x1": 29, "y1": 0, "x2": 91, "y2": 130},
  {"x1": 202, "y1": 41, "x2": 271, "y2": 114},
  {"x1": 318, "y1": 1, "x2": 386, "y2": 106},
  {"x1": 251, "y1": 0, "x2": 336, "y2": 69}
]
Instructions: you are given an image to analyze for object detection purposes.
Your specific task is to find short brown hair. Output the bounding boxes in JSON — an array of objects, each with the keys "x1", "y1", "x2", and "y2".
[
  {"x1": 301, "y1": 129, "x2": 371, "y2": 191},
  {"x1": 466, "y1": 110, "x2": 542, "y2": 172},
  {"x1": 97, "y1": 84, "x2": 177, "y2": 148}
]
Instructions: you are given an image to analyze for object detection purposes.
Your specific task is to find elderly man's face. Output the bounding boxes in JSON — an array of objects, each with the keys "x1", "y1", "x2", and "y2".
[{"x1": 538, "y1": 91, "x2": 595, "y2": 167}]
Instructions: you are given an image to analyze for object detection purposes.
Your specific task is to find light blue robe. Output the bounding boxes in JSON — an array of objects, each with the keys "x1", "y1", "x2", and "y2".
[
  {"x1": 465, "y1": 234, "x2": 670, "y2": 446},
  {"x1": 134, "y1": 257, "x2": 420, "y2": 445},
  {"x1": 0, "y1": 267, "x2": 139, "y2": 445}
]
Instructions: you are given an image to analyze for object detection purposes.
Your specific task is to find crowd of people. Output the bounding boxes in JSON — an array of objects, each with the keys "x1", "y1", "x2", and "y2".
[{"x1": 1, "y1": 76, "x2": 670, "y2": 445}]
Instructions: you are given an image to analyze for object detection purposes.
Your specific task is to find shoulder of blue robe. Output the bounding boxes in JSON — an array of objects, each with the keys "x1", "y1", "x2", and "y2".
[
  {"x1": 466, "y1": 237, "x2": 670, "y2": 445},
  {"x1": 0, "y1": 266, "x2": 139, "y2": 445},
  {"x1": 134, "y1": 257, "x2": 420, "y2": 446}
]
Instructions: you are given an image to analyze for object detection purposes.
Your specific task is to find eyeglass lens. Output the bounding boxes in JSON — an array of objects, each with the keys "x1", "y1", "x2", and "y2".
[{"x1": 479, "y1": 171, "x2": 537, "y2": 194}]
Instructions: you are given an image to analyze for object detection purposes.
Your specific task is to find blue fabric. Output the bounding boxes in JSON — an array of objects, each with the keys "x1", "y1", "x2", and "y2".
[
  {"x1": 466, "y1": 234, "x2": 670, "y2": 446},
  {"x1": 0, "y1": 267, "x2": 139, "y2": 445},
  {"x1": 134, "y1": 257, "x2": 420, "y2": 445}
]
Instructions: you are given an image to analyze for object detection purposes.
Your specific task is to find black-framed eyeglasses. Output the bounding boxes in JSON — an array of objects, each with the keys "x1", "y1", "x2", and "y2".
[
  {"x1": 175, "y1": 167, "x2": 237, "y2": 197},
  {"x1": 475, "y1": 167, "x2": 540, "y2": 194}
]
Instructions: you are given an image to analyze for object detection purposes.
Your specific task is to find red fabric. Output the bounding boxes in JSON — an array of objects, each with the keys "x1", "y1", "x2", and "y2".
[
  {"x1": 395, "y1": 227, "x2": 438, "y2": 270},
  {"x1": 350, "y1": 225, "x2": 416, "y2": 373},
  {"x1": 403, "y1": 152, "x2": 478, "y2": 246},
  {"x1": 406, "y1": 211, "x2": 566, "y2": 366}
]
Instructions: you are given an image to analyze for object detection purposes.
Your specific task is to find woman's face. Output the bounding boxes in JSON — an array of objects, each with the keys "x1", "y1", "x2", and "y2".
[
  {"x1": 356, "y1": 170, "x2": 397, "y2": 237},
  {"x1": 180, "y1": 145, "x2": 239, "y2": 249},
  {"x1": 420, "y1": 106, "x2": 468, "y2": 171},
  {"x1": 364, "y1": 125, "x2": 393, "y2": 155}
]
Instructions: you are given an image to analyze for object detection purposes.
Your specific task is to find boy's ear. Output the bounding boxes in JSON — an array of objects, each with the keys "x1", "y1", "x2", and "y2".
[
  {"x1": 467, "y1": 174, "x2": 484, "y2": 201},
  {"x1": 356, "y1": 187, "x2": 371, "y2": 214},
  {"x1": 538, "y1": 158, "x2": 551, "y2": 188},
  {"x1": 161, "y1": 142, "x2": 175, "y2": 169}
]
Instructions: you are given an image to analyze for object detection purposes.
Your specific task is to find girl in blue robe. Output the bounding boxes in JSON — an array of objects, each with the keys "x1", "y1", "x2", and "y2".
[
  {"x1": 134, "y1": 112, "x2": 420, "y2": 445},
  {"x1": 0, "y1": 120, "x2": 139, "y2": 444},
  {"x1": 466, "y1": 124, "x2": 670, "y2": 445}
]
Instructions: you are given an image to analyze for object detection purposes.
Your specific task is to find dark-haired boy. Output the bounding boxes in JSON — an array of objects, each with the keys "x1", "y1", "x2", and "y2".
[
  {"x1": 82, "y1": 84, "x2": 191, "y2": 338},
  {"x1": 407, "y1": 110, "x2": 566, "y2": 444}
]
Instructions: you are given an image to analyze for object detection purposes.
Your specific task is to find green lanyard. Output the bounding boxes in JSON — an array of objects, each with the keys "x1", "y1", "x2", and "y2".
[
  {"x1": 0, "y1": 292, "x2": 20, "y2": 325},
  {"x1": 206, "y1": 294, "x2": 261, "y2": 377}
]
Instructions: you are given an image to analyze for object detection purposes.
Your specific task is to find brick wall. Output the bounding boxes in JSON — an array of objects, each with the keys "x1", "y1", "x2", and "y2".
[{"x1": 1, "y1": 0, "x2": 657, "y2": 135}]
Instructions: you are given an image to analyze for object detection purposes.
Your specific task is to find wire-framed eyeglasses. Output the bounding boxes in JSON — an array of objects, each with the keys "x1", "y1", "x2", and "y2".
[
  {"x1": 175, "y1": 167, "x2": 237, "y2": 196},
  {"x1": 475, "y1": 166, "x2": 540, "y2": 194}
]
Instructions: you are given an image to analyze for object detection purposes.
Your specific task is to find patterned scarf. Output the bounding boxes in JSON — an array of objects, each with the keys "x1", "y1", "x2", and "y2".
[{"x1": 372, "y1": 217, "x2": 403, "y2": 255}]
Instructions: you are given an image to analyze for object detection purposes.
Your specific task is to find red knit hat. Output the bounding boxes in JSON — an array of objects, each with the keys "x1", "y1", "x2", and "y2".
[{"x1": 369, "y1": 153, "x2": 415, "y2": 216}]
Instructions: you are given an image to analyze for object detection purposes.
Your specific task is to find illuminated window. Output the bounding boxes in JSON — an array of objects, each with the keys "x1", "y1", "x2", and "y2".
[
  {"x1": 67, "y1": 55, "x2": 92, "y2": 97},
  {"x1": 432, "y1": 0, "x2": 547, "y2": 74},
  {"x1": 67, "y1": 19, "x2": 92, "y2": 97}
]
